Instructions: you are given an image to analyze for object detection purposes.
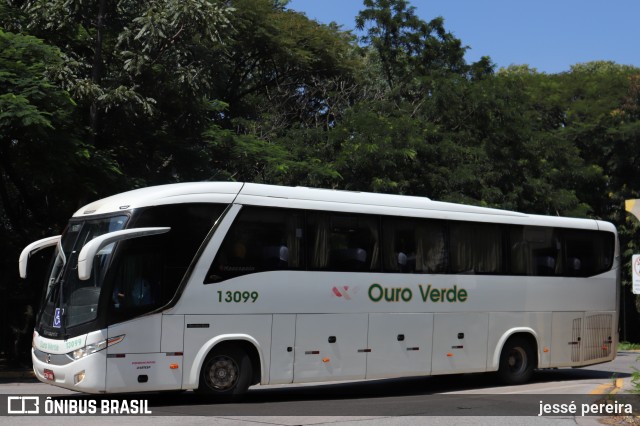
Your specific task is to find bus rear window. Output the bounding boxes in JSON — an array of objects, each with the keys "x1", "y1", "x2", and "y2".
[{"x1": 563, "y1": 229, "x2": 615, "y2": 277}]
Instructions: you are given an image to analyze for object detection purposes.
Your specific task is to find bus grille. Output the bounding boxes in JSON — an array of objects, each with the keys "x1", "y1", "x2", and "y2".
[
  {"x1": 572, "y1": 318, "x2": 582, "y2": 362},
  {"x1": 583, "y1": 314, "x2": 613, "y2": 361},
  {"x1": 33, "y1": 348, "x2": 74, "y2": 366}
]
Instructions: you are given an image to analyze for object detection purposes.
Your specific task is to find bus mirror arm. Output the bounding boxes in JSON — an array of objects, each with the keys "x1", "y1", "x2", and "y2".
[
  {"x1": 77, "y1": 227, "x2": 171, "y2": 281},
  {"x1": 18, "y1": 235, "x2": 62, "y2": 279}
]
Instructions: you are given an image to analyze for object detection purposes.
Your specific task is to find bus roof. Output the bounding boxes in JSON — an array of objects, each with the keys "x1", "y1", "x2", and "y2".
[
  {"x1": 73, "y1": 182, "x2": 614, "y2": 232},
  {"x1": 74, "y1": 182, "x2": 243, "y2": 217}
]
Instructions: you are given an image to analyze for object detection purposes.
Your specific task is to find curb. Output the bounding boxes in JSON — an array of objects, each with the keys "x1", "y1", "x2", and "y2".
[
  {"x1": 587, "y1": 379, "x2": 640, "y2": 425},
  {"x1": 590, "y1": 378, "x2": 625, "y2": 395}
]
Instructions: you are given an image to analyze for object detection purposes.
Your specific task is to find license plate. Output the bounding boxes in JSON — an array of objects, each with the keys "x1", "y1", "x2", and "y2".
[{"x1": 43, "y1": 369, "x2": 55, "y2": 381}]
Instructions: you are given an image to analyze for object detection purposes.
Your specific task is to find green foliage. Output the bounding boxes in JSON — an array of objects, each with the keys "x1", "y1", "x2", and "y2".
[
  {"x1": 619, "y1": 342, "x2": 640, "y2": 350},
  {"x1": 356, "y1": 0, "x2": 467, "y2": 93},
  {"x1": 0, "y1": 28, "x2": 107, "y2": 232},
  {"x1": 0, "y1": 30, "x2": 67, "y2": 131},
  {"x1": 330, "y1": 101, "x2": 421, "y2": 193},
  {"x1": 0, "y1": 27, "x2": 124, "y2": 337},
  {"x1": 632, "y1": 356, "x2": 640, "y2": 393}
]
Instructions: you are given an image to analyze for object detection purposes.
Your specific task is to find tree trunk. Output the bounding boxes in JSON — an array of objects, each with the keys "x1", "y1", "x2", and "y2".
[{"x1": 90, "y1": 0, "x2": 106, "y2": 146}]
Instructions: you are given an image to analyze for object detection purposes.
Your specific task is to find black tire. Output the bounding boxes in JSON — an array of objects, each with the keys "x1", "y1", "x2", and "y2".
[
  {"x1": 498, "y1": 336, "x2": 535, "y2": 385},
  {"x1": 197, "y1": 344, "x2": 252, "y2": 400}
]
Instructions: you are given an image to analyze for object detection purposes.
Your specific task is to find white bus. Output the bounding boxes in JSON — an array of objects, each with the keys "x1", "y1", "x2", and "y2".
[{"x1": 20, "y1": 182, "x2": 619, "y2": 397}]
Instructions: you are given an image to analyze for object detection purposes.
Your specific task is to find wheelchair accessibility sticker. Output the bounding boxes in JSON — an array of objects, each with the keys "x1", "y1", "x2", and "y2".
[{"x1": 53, "y1": 308, "x2": 61, "y2": 328}]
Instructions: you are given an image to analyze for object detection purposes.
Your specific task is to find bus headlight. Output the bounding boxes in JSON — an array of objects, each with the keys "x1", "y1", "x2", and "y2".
[{"x1": 69, "y1": 335, "x2": 125, "y2": 360}]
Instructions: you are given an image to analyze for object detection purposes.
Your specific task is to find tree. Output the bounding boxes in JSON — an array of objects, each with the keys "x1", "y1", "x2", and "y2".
[
  {"x1": 0, "y1": 29, "x2": 105, "y2": 235},
  {"x1": 356, "y1": 0, "x2": 469, "y2": 96},
  {"x1": 1, "y1": 0, "x2": 235, "y2": 186},
  {"x1": 0, "y1": 30, "x2": 124, "y2": 360},
  {"x1": 200, "y1": 0, "x2": 364, "y2": 184},
  {"x1": 217, "y1": 0, "x2": 362, "y2": 131}
]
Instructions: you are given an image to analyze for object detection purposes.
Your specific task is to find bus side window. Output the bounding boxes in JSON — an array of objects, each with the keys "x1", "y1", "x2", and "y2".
[
  {"x1": 382, "y1": 217, "x2": 447, "y2": 273},
  {"x1": 207, "y1": 207, "x2": 303, "y2": 282},
  {"x1": 415, "y1": 220, "x2": 447, "y2": 273},
  {"x1": 107, "y1": 203, "x2": 225, "y2": 325},
  {"x1": 382, "y1": 217, "x2": 417, "y2": 273},
  {"x1": 450, "y1": 222, "x2": 502, "y2": 274},
  {"x1": 111, "y1": 251, "x2": 161, "y2": 310},
  {"x1": 509, "y1": 226, "x2": 560, "y2": 276},
  {"x1": 308, "y1": 212, "x2": 380, "y2": 272}
]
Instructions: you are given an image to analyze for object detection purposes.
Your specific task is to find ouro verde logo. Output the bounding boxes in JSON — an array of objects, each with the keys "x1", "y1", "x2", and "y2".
[{"x1": 368, "y1": 283, "x2": 468, "y2": 303}]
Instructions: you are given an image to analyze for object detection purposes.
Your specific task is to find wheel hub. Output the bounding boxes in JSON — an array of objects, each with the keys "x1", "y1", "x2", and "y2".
[
  {"x1": 206, "y1": 356, "x2": 238, "y2": 390},
  {"x1": 507, "y1": 347, "x2": 526, "y2": 373}
]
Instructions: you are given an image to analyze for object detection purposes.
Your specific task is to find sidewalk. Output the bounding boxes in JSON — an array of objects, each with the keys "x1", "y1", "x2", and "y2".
[{"x1": 580, "y1": 367, "x2": 639, "y2": 426}]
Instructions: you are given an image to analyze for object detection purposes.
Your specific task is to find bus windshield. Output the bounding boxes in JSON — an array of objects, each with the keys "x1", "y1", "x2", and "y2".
[{"x1": 37, "y1": 215, "x2": 128, "y2": 338}]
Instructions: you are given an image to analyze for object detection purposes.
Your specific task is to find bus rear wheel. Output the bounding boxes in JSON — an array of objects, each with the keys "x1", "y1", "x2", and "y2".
[
  {"x1": 197, "y1": 344, "x2": 252, "y2": 399},
  {"x1": 498, "y1": 336, "x2": 535, "y2": 385}
]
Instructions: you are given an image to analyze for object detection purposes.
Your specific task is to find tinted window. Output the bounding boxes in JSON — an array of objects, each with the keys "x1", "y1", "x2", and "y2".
[
  {"x1": 308, "y1": 212, "x2": 380, "y2": 272},
  {"x1": 207, "y1": 207, "x2": 304, "y2": 282},
  {"x1": 509, "y1": 226, "x2": 561, "y2": 276},
  {"x1": 107, "y1": 203, "x2": 224, "y2": 323},
  {"x1": 450, "y1": 222, "x2": 503, "y2": 274},
  {"x1": 563, "y1": 229, "x2": 615, "y2": 277},
  {"x1": 202, "y1": 206, "x2": 615, "y2": 280},
  {"x1": 382, "y1": 217, "x2": 447, "y2": 273}
]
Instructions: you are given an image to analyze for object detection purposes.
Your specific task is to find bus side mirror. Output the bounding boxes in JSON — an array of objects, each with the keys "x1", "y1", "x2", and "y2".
[
  {"x1": 77, "y1": 227, "x2": 171, "y2": 281},
  {"x1": 19, "y1": 235, "x2": 61, "y2": 279}
]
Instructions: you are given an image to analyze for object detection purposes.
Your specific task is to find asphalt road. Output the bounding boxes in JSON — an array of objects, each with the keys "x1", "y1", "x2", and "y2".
[{"x1": 1, "y1": 352, "x2": 639, "y2": 425}]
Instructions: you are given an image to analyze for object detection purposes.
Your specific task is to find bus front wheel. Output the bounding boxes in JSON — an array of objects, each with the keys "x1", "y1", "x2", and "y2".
[
  {"x1": 197, "y1": 344, "x2": 252, "y2": 399},
  {"x1": 498, "y1": 336, "x2": 535, "y2": 385}
]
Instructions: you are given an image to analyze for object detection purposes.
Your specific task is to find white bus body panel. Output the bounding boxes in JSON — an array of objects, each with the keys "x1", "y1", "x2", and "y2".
[
  {"x1": 105, "y1": 313, "x2": 184, "y2": 393},
  {"x1": 172, "y1": 269, "x2": 618, "y2": 383},
  {"x1": 269, "y1": 314, "x2": 295, "y2": 384},
  {"x1": 431, "y1": 313, "x2": 489, "y2": 375},
  {"x1": 161, "y1": 314, "x2": 185, "y2": 353},
  {"x1": 174, "y1": 273, "x2": 616, "y2": 320},
  {"x1": 106, "y1": 352, "x2": 182, "y2": 393},
  {"x1": 366, "y1": 313, "x2": 433, "y2": 379},
  {"x1": 293, "y1": 314, "x2": 368, "y2": 382}
]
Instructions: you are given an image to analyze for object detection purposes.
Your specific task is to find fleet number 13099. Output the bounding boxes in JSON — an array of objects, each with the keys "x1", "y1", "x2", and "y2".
[{"x1": 217, "y1": 290, "x2": 259, "y2": 303}]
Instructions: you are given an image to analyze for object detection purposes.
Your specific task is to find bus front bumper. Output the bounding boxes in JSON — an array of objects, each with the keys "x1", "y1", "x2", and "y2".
[{"x1": 32, "y1": 348, "x2": 106, "y2": 393}]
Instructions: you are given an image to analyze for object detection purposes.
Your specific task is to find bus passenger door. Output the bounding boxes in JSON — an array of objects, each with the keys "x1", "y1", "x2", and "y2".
[
  {"x1": 366, "y1": 313, "x2": 433, "y2": 379},
  {"x1": 431, "y1": 313, "x2": 489, "y2": 375},
  {"x1": 293, "y1": 314, "x2": 368, "y2": 382}
]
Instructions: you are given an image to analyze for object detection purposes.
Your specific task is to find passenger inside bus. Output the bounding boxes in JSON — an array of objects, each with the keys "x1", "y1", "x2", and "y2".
[{"x1": 111, "y1": 253, "x2": 158, "y2": 309}]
